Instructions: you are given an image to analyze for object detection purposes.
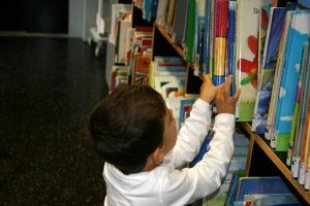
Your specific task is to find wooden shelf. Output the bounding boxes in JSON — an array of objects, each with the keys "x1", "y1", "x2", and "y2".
[
  {"x1": 155, "y1": 25, "x2": 200, "y2": 73},
  {"x1": 155, "y1": 24, "x2": 184, "y2": 58},
  {"x1": 240, "y1": 123, "x2": 310, "y2": 204}
]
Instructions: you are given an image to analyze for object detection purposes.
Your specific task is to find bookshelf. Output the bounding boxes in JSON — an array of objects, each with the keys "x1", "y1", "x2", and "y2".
[
  {"x1": 111, "y1": 0, "x2": 310, "y2": 205},
  {"x1": 152, "y1": 14, "x2": 310, "y2": 204},
  {"x1": 241, "y1": 123, "x2": 310, "y2": 205}
]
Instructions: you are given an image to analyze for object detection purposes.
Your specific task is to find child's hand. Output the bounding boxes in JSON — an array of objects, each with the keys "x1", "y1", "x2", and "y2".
[
  {"x1": 215, "y1": 76, "x2": 241, "y2": 114},
  {"x1": 199, "y1": 74, "x2": 219, "y2": 103}
]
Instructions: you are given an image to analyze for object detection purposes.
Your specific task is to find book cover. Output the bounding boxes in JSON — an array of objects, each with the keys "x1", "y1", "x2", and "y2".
[
  {"x1": 224, "y1": 170, "x2": 246, "y2": 206},
  {"x1": 257, "y1": 0, "x2": 272, "y2": 84},
  {"x1": 273, "y1": 10, "x2": 310, "y2": 151},
  {"x1": 252, "y1": 7, "x2": 287, "y2": 134},
  {"x1": 109, "y1": 4, "x2": 132, "y2": 44},
  {"x1": 287, "y1": 42, "x2": 309, "y2": 167},
  {"x1": 243, "y1": 193, "x2": 301, "y2": 206},
  {"x1": 202, "y1": 0, "x2": 212, "y2": 74},
  {"x1": 156, "y1": 0, "x2": 169, "y2": 27},
  {"x1": 235, "y1": 0, "x2": 260, "y2": 122},
  {"x1": 166, "y1": 0, "x2": 176, "y2": 33},
  {"x1": 178, "y1": 98, "x2": 195, "y2": 128},
  {"x1": 184, "y1": 0, "x2": 196, "y2": 63},
  {"x1": 172, "y1": 0, "x2": 189, "y2": 45},
  {"x1": 294, "y1": 42, "x2": 310, "y2": 183},
  {"x1": 213, "y1": 0, "x2": 229, "y2": 85},
  {"x1": 266, "y1": 11, "x2": 293, "y2": 143},
  {"x1": 227, "y1": 0, "x2": 236, "y2": 95},
  {"x1": 304, "y1": 44, "x2": 310, "y2": 190},
  {"x1": 194, "y1": 0, "x2": 206, "y2": 76},
  {"x1": 236, "y1": 176, "x2": 292, "y2": 201}
]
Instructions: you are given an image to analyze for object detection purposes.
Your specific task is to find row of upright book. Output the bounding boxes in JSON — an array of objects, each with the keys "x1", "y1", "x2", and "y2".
[
  {"x1": 133, "y1": 0, "x2": 310, "y2": 191},
  {"x1": 108, "y1": 0, "x2": 310, "y2": 195}
]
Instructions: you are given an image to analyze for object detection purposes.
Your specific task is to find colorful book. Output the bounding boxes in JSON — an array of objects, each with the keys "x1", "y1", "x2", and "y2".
[
  {"x1": 304, "y1": 44, "x2": 310, "y2": 190},
  {"x1": 291, "y1": 42, "x2": 310, "y2": 181},
  {"x1": 243, "y1": 193, "x2": 301, "y2": 206},
  {"x1": 224, "y1": 170, "x2": 246, "y2": 206},
  {"x1": 213, "y1": 0, "x2": 228, "y2": 85},
  {"x1": 178, "y1": 98, "x2": 196, "y2": 128},
  {"x1": 272, "y1": 10, "x2": 310, "y2": 151},
  {"x1": 227, "y1": 0, "x2": 236, "y2": 95},
  {"x1": 266, "y1": 11, "x2": 293, "y2": 143},
  {"x1": 287, "y1": 42, "x2": 309, "y2": 167},
  {"x1": 252, "y1": 7, "x2": 287, "y2": 134},
  {"x1": 236, "y1": 176, "x2": 293, "y2": 202},
  {"x1": 257, "y1": 0, "x2": 272, "y2": 84},
  {"x1": 202, "y1": 0, "x2": 212, "y2": 74},
  {"x1": 235, "y1": 0, "x2": 260, "y2": 122}
]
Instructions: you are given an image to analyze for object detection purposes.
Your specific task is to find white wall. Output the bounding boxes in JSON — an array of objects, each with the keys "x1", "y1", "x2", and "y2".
[{"x1": 69, "y1": 0, "x2": 97, "y2": 41}]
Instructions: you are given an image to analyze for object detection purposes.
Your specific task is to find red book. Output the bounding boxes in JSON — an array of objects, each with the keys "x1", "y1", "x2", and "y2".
[{"x1": 215, "y1": 0, "x2": 229, "y2": 37}]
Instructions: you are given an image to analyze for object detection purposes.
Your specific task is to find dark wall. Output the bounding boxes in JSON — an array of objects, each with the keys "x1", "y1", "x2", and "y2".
[{"x1": 0, "y1": 0, "x2": 68, "y2": 33}]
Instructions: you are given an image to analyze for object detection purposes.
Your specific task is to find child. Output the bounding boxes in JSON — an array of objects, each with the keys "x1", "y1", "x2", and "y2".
[{"x1": 88, "y1": 75, "x2": 240, "y2": 206}]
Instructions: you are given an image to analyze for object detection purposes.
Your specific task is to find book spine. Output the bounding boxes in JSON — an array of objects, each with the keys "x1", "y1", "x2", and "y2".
[{"x1": 213, "y1": 0, "x2": 228, "y2": 85}]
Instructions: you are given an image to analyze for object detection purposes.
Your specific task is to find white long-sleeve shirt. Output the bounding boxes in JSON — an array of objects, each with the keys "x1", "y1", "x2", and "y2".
[{"x1": 103, "y1": 99, "x2": 235, "y2": 206}]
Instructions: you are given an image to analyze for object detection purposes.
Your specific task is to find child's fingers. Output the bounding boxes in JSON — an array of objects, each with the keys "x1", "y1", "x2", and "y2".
[
  {"x1": 202, "y1": 74, "x2": 211, "y2": 82},
  {"x1": 223, "y1": 75, "x2": 233, "y2": 93},
  {"x1": 232, "y1": 88, "x2": 241, "y2": 102}
]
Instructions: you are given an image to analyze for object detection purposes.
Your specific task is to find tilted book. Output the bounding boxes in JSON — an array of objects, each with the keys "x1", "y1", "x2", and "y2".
[
  {"x1": 273, "y1": 10, "x2": 310, "y2": 151},
  {"x1": 252, "y1": 7, "x2": 287, "y2": 134}
]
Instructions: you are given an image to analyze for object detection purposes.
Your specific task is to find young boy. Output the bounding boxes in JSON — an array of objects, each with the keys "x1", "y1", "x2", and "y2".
[{"x1": 88, "y1": 75, "x2": 240, "y2": 205}]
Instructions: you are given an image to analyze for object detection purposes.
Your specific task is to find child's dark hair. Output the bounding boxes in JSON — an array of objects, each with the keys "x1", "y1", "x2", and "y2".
[{"x1": 88, "y1": 85, "x2": 167, "y2": 174}]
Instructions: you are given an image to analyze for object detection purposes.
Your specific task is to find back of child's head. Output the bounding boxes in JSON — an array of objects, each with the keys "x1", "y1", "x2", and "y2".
[{"x1": 88, "y1": 84, "x2": 167, "y2": 174}]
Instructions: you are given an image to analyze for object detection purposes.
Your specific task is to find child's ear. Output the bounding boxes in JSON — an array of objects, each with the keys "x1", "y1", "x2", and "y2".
[{"x1": 152, "y1": 148, "x2": 164, "y2": 165}]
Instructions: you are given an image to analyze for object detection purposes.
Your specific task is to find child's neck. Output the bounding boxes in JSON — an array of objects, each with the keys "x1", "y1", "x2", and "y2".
[{"x1": 142, "y1": 158, "x2": 160, "y2": 172}]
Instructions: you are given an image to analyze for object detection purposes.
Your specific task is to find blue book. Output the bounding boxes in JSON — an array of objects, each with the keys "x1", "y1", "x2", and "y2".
[
  {"x1": 273, "y1": 10, "x2": 310, "y2": 151},
  {"x1": 252, "y1": 7, "x2": 287, "y2": 135},
  {"x1": 143, "y1": 0, "x2": 151, "y2": 21},
  {"x1": 243, "y1": 193, "x2": 302, "y2": 206},
  {"x1": 151, "y1": 0, "x2": 159, "y2": 20},
  {"x1": 202, "y1": 0, "x2": 212, "y2": 74},
  {"x1": 297, "y1": 0, "x2": 310, "y2": 8},
  {"x1": 237, "y1": 176, "x2": 292, "y2": 201},
  {"x1": 224, "y1": 170, "x2": 246, "y2": 206},
  {"x1": 227, "y1": 0, "x2": 236, "y2": 95}
]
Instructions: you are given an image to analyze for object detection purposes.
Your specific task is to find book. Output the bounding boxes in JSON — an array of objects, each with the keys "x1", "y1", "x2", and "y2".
[
  {"x1": 109, "y1": 4, "x2": 132, "y2": 45},
  {"x1": 202, "y1": 0, "x2": 213, "y2": 74},
  {"x1": 243, "y1": 193, "x2": 301, "y2": 206},
  {"x1": 257, "y1": 0, "x2": 272, "y2": 84},
  {"x1": 156, "y1": 0, "x2": 169, "y2": 27},
  {"x1": 236, "y1": 176, "x2": 293, "y2": 202},
  {"x1": 235, "y1": 0, "x2": 260, "y2": 122},
  {"x1": 225, "y1": 170, "x2": 246, "y2": 206},
  {"x1": 272, "y1": 10, "x2": 310, "y2": 151},
  {"x1": 184, "y1": 0, "x2": 196, "y2": 63},
  {"x1": 227, "y1": 0, "x2": 236, "y2": 95},
  {"x1": 287, "y1": 42, "x2": 309, "y2": 168},
  {"x1": 292, "y1": 42, "x2": 310, "y2": 182},
  {"x1": 172, "y1": 0, "x2": 189, "y2": 45},
  {"x1": 178, "y1": 98, "x2": 195, "y2": 128},
  {"x1": 252, "y1": 7, "x2": 287, "y2": 134},
  {"x1": 213, "y1": 0, "x2": 228, "y2": 86},
  {"x1": 304, "y1": 43, "x2": 310, "y2": 190},
  {"x1": 266, "y1": 11, "x2": 293, "y2": 142}
]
